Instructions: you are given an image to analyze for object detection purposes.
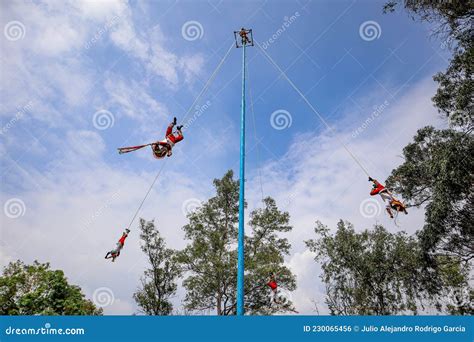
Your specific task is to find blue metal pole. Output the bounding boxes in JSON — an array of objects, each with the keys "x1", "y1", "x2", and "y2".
[{"x1": 237, "y1": 40, "x2": 246, "y2": 316}]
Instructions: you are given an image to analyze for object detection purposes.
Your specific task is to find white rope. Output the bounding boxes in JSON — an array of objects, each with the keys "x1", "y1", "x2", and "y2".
[
  {"x1": 182, "y1": 42, "x2": 235, "y2": 124},
  {"x1": 247, "y1": 61, "x2": 265, "y2": 203},
  {"x1": 255, "y1": 40, "x2": 371, "y2": 178},
  {"x1": 126, "y1": 159, "x2": 168, "y2": 230}
]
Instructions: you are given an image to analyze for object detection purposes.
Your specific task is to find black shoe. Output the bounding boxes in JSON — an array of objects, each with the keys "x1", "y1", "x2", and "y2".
[{"x1": 177, "y1": 125, "x2": 183, "y2": 130}]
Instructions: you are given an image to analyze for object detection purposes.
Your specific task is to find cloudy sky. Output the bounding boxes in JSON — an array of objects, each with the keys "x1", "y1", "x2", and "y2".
[{"x1": 0, "y1": 0, "x2": 450, "y2": 314}]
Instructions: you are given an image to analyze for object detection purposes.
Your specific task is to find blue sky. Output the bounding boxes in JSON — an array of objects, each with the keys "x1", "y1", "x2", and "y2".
[{"x1": 1, "y1": 0, "x2": 450, "y2": 314}]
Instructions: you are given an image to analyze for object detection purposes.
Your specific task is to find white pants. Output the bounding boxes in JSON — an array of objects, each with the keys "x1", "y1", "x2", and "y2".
[
  {"x1": 110, "y1": 243, "x2": 123, "y2": 255},
  {"x1": 379, "y1": 191, "x2": 393, "y2": 206}
]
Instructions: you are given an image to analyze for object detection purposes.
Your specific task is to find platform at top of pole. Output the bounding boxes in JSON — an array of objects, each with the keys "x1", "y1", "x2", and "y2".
[{"x1": 234, "y1": 28, "x2": 254, "y2": 48}]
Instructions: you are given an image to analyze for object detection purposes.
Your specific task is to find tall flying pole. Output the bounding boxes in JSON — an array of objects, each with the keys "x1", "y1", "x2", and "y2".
[
  {"x1": 237, "y1": 34, "x2": 246, "y2": 316},
  {"x1": 234, "y1": 28, "x2": 253, "y2": 316}
]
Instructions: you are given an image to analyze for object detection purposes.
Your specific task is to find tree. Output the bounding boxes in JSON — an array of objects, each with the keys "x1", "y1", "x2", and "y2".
[
  {"x1": 243, "y1": 197, "x2": 297, "y2": 314},
  {"x1": 383, "y1": 1, "x2": 473, "y2": 39},
  {"x1": 305, "y1": 221, "x2": 471, "y2": 315},
  {"x1": 386, "y1": 126, "x2": 473, "y2": 261},
  {"x1": 177, "y1": 170, "x2": 297, "y2": 315},
  {"x1": 436, "y1": 255, "x2": 474, "y2": 315},
  {"x1": 384, "y1": 1, "x2": 473, "y2": 130},
  {"x1": 0, "y1": 260, "x2": 101, "y2": 315},
  {"x1": 133, "y1": 218, "x2": 180, "y2": 315},
  {"x1": 177, "y1": 170, "x2": 239, "y2": 315},
  {"x1": 378, "y1": 2, "x2": 473, "y2": 315},
  {"x1": 382, "y1": 1, "x2": 473, "y2": 261},
  {"x1": 432, "y1": 34, "x2": 473, "y2": 130}
]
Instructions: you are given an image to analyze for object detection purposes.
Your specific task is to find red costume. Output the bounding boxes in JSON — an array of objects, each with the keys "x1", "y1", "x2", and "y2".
[
  {"x1": 267, "y1": 274, "x2": 279, "y2": 304},
  {"x1": 118, "y1": 233, "x2": 128, "y2": 246},
  {"x1": 117, "y1": 118, "x2": 183, "y2": 159},
  {"x1": 153, "y1": 121, "x2": 184, "y2": 158},
  {"x1": 368, "y1": 177, "x2": 408, "y2": 219},
  {"x1": 370, "y1": 180, "x2": 386, "y2": 196},
  {"x1": 158, "y1": 123, "x2": 184, "y2": 148},
  {"x1": 105, "y1": 229, "x2": 130, "y2": 262},
  {"x1": 239, "y1": 28, "x2": 250, "y2": 45},
  {"x1": 267, "y1": 280, "x2": 278, "y2": 290}
]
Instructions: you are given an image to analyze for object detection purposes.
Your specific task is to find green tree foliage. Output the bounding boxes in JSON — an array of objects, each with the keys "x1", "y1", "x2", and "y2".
[
  {"x1": 382, "y1": 1, "x2": 473, "y2": 263},
  {"x1": 0, "y1": 260, "x2": 101, "y2": 315},
  {"x1": 177, "y1": 170, "x2": 239, "y2": 315},
  {"x1": 133, "y1": 218, "x2": 181, "y2": 315},
  {"x1": 305, "y1": 221, "x2": 471, "y2": 315},
  {"x1": 386, "y1": 127, "x2": 473, "y2": 261},
  {"x1": 432, "y1": 35, "x2": 473, "y2": 129},
  {"x1": 383, "y1": 0, "x2": 473, "y2": 38},
  {"x1": 244, "y1": 197, "x2": 297, "y2": 314},
  {"x1": 177, "y1": 170, "x2": 296, "y2": 315},
  {"x1": 436, "y1": 255, "x2": 474, "y2": 315},
  {"x1": 384, "y1": 0, "x2": 473, "y2": 129}
]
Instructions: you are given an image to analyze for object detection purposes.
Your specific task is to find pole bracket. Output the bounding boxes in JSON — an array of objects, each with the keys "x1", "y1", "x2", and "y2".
[{"x1": 234, "y1": 28, "x2": 254, "y2": 48}]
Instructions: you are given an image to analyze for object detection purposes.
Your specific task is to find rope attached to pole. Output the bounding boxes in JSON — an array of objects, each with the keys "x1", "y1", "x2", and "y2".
[
  {"x1": 247, "y1": 61, "x2": 265, "y2": 203},
  {"x1": 182, "y1": 42, "x2": 235, "y2": 124},
  {"x1": 124, "y1": 42, "x2": 235, "y2": 230},
  {"x1": 255, "y1": 40, "x2": 371, "y2": 178},
  {"x1": 126, "y1": 159, "x2": 168, "y2": 230}
]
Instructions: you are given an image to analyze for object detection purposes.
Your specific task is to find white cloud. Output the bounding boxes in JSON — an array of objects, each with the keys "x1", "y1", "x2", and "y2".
[
  {"x1": 72, "y1": 0, "x2": 128, "y2": 23},
  {"x1": 66, "y1": 130, "x2": 106, "y2": 159},
  {"x1": 108, "y1": 17, "x2": 205, "y2": 87},
  {"x1": 180, "y1": 54, "x2": 205, "y2": 85},
  {"x1": 103, "y1": 75, "x2": 169, "y2": 135},
  {"x1": 109, "y1": 11, "x2": 149, "y2": 60},
  {"x1": 1, "y1": 0, "x2": 203, "y2": 130},
  {"x1": 104, "y1": 297, "x2": 135, "y2": 315},
  {"x1": 285, "y1": 249, "x2": 325, "y2": 314}
]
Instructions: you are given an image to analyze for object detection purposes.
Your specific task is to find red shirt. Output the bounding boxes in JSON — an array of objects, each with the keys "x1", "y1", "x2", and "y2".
[
  {"x1": 370, "y1": 181, "x2": 386, "y2": 196},
  {"x1": 167, "y1": 132, "x2": 183, "y2": 144},
  {"x1": 267, "y1": 281, "x2": 278, "y2": 290},
  {"x1": 118, "y1": 234, "x2": 128, "y2": 245},
  {"x1": 165, "y1": 124, "x2": 184, "y2": 145}
]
